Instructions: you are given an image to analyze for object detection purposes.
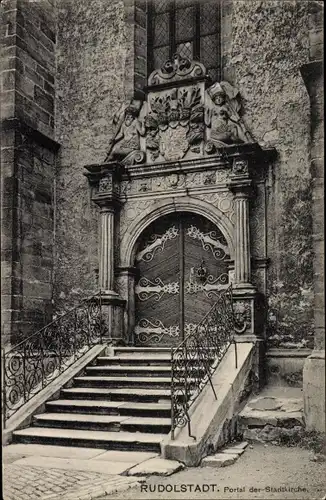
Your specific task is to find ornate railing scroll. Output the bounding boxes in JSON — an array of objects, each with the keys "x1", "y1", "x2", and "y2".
[
  {"x1": 170, "y1": 286, "x2": 237, "y2": 440},
  {"x1": 2, "y1": 292, "x2": 105, "y2": 426}
]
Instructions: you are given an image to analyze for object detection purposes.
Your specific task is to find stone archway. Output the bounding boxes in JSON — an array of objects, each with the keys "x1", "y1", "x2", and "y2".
[
  {"x1": 117, "y1": 196, "x2": 235, "y2": 345},
  {"x1": 132, "y1": 210, "x2": 232, "y2": 347},
  {"x1": 119, "y1": 196, "x2": 235, "y2": 268}
]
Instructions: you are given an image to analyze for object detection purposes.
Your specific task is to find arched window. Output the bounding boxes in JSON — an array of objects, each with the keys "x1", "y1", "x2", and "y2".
[{"x1": 147, "y1": 0, "x2": 221, "y2": 81}]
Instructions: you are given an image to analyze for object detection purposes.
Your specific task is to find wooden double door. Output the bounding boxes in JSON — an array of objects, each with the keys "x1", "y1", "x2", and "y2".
[{"x1": 134, "y1": 212, "x2": 230, "y2": 347}]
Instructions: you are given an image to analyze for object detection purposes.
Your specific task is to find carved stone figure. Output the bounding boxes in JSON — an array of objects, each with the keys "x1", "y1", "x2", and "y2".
[
  {"x1": 144, "y1": 115, "x2": 160, "y2": 161},
  {"x1": 105, "y1": 100, "x2": 146, "y2": 165},
  {"x1": 205, "y1": 81, "x2": 254, "y2": 148}
]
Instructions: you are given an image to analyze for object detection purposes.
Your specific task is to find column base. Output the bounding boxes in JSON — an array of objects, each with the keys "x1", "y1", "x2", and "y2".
[
  {"x1": 233, "y1": 283, "x2": 256, "y2": 292},
  {"x1": 100, "y1": 290, "x2": 126, "y2": 345},
  {"x1": 303, "y1": 349, "x2": 325, "y2": 433}
]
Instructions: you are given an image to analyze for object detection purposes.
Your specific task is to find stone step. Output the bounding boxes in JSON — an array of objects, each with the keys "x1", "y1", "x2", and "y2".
[
  {"x1": 96, "y1": 356, "x2": 172, "y2": 366},
  {"x1": 96, "y1": 356, "x2": 214, "y2": 366},
  {"x1": 33, "y1": 413, "x2": 171, "y2": 433},
  {"x1": 13, "y1": 427, "x2": 165, "y2": 453},
  {"x1": 238, "y1": 395, "x2": 304, "y2": 443},
  {"x1": 86, "y1": 365, "x2": 206, "y2": 377},
  {"x1": 113, "y1": 347, "x2": 172, "y2": 357},
  {"x1": 73, "y1": 376, "x2": 197, "y2": 389},
  {"x1": 46, "y1": 399, "x2": 171, "y2": 417},
  {"x1": 61, "y1": 387, "x2": 172, "y2": 402}
]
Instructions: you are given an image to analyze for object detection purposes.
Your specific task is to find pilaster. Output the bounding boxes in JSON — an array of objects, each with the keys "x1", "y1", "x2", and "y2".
[
  {"x1": 228, "y1": 156, "x2": 257, "y2": 338},
  {"x1": 84, "y1": 162, "x2": 126, "y2": 344}
]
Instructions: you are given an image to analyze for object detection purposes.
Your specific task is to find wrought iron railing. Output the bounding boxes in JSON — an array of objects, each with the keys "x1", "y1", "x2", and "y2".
[
  {"x1": 170, "y1": 285, "x2": 237, "y2": 440},
  {"x1": 2, "y1": 292, "x2": 105, "y2": 426}
]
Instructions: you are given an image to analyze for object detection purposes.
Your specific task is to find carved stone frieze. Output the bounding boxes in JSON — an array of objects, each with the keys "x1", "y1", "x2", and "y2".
[
  {"x1": 232, "y1": 158, "x2": 249, "y2": 176},
  {"x1": 98, "y1": 175, "x2": 113, "y2": 193},
  {"x1": 119, "y1": 199, "x2": 153, "y2": 241},
  {"x1": 186, "y1": 171, "x2": 203, "y2": 188},
  {"x1": 119, "y1": 167, "x2": 231, "y2": 200}
]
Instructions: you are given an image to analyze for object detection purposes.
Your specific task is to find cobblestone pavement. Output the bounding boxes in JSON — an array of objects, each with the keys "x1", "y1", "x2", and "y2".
[{"x1": 3, "y1": 463, "x2": 141, "y2": 500}]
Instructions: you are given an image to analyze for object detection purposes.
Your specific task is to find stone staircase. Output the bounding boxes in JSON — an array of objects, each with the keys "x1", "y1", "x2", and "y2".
[
  {"x1": 238, "y1": 387, "x2": 304, "y2": 443},
  {"x1": 13, "y1": 347, "x2": 175, "y2": 453}
]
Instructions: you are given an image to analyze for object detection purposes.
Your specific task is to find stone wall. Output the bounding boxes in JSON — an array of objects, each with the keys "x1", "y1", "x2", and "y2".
[
  {"x1": 301, "y1": 1, "x2": 324, "y2": 433},
  {"x1": 223, "y1": 0, "x2": 314, "y2": 348},
  {"x1": 1, "y1": 0, "x2": 57, "y2": 344},
  {"x1": 53, "y1": 0, "x2": 136, "y2": 309},
  {"x1": 1, "y1": 0, "x2": 56, "y2": 137}
]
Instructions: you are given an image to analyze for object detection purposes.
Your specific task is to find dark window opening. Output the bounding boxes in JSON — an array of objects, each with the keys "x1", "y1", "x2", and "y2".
[{"x1": 148, "y1": 0, "x2": 221, "y2": 81}]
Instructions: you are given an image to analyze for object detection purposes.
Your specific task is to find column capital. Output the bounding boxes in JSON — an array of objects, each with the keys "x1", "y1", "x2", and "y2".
[
  {"x1": 227, "y1": 178, "x2": 254, "y2": 198},
  {"x1": 98, "y1": 202, "x2": 119, "y2": 214},
  {"x1": 84, "y1": 161, "x2": 124, "y2": 212},
  {"x1": 93, "y1": 194, "x2": 123, "y2": 212}
]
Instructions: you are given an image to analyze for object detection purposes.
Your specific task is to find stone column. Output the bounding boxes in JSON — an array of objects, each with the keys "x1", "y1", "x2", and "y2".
[
  {"x1": 228, "y1": 157, "x2": 257, "y2": 340},
  {"x1": 99, "y1": 206, "x2": 115, "y2": 292},
  {"x1": 234, "y1": 187, "x2": 251, "y2": 286},
  {"x1": 84, "y1": 161, "x2": 126, "y2": 345}
]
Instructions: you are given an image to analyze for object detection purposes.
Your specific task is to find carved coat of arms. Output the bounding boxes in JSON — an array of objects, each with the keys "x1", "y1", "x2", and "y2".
[
  {"x1": 159, "y1": 125, "x2": 189, "y2": 161},
  {"x1": 104, "y1": 54, "x2": 254, "y2": 165}
]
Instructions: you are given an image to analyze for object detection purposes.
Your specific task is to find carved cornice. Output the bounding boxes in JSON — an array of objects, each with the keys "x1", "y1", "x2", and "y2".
[
  {"x1": 227, "y1": 178, "x2": 254, "y2": 198},
  {"x1": 84, "y1": 161, "x2": 124, "y2": 185},
  {"x1": 121, "y1": 143, "x2": 272, "y2": 180}
]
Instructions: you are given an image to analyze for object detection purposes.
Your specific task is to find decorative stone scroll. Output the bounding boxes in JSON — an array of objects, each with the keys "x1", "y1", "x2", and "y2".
[
  {"x1": 105, "y1": 55, "x2": 254, "y2": 165},
  {"x1": 148, "y1": 54, "x2": 206, "y2": 87}
]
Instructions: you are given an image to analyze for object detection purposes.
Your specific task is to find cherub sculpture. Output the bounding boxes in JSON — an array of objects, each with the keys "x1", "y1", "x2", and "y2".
[
  {"x1": 105, "y1": 100, "x2": 146, "y2": 163},
  {"x1": 205, "y1": 81, "x2": 253, "y2": 147}
]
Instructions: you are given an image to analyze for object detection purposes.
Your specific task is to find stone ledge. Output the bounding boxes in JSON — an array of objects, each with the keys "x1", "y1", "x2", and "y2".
[
  {"x1": 266, "y1": 348, "x2": 312, "y2": 358},
  {"x1": 162, "y1": 342, "x2": 255, "y2": 466},
  {"x1": 1, "y1": 117, "x2": 60, "y2": 151}
]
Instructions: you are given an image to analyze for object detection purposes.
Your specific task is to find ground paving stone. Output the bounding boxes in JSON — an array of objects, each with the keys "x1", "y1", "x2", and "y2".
[
  {"x1": 3, "y1": 464, "x2": 141, "y2": 500},
  {"x1": 222, "y1": 447, "x2": 245, "y2": 455},
  {"x1": 13, "y1": 455, "x2": 136, "y2": 475},
  {"x1": 201, "y1": 453, "x2": 239, "y2": 467},
  {"x1": 127, "y1": 457, "x2": 185, "y2": 477}
]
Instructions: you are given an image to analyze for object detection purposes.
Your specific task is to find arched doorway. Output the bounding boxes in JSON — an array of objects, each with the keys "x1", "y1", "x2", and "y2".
[{"x1": 134, "y1": 212, "x2": 231, "y2": 346}]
